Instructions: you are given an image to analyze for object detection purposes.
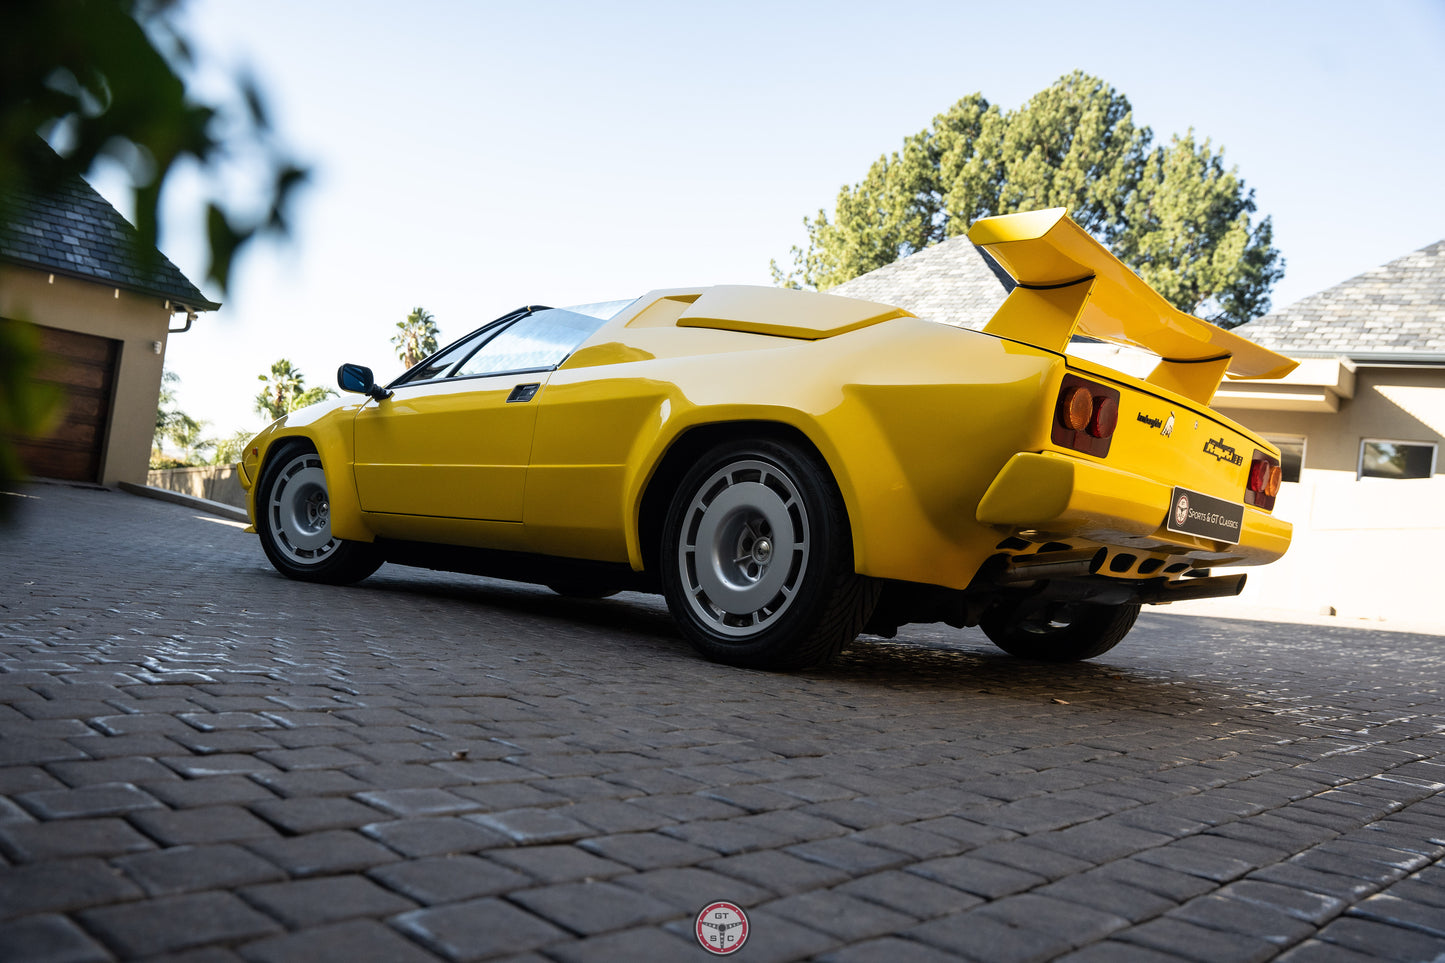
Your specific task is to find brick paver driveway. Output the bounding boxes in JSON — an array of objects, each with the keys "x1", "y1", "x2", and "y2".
[{"x1": 1, "y1": 482, "x2": 1443, "y2": 962}]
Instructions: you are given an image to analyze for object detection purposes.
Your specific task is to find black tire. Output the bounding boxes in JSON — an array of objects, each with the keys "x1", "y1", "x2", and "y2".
[
  {"x1": 980, "y1": 600, "x2": 1140, "y2": 661},
  {"x1": 255, "y1": 444, "x2": 383, "y2": 585},
  {"x1": 659, "y1": 439, "x2": 879, "y2": 670}
]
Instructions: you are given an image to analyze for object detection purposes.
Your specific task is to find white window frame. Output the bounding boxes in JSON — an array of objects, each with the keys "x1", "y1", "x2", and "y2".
[
  {"x1": 1357, "y1": 438, "x2": 1439, "y2": 480},
  {"x1": 1264, "y1": 434, "x2": 1307, "y2": 484}
]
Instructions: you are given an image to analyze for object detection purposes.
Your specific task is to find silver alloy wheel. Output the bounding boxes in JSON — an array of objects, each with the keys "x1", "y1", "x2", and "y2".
[
  {"x1": 677, "y1": 458, "x2": 810, "y2": 637},
  {"x1": 266, "y1": 452, "x2": 338, "y2": 565}
]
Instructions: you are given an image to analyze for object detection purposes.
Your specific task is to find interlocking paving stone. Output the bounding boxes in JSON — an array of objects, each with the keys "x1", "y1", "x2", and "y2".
[
  {"x1": 243, "y1": 829, "x2": 401, "y2": 877},
  {"x1": 0, "y1": 913, "x2": 112, "y2": 963},
  {"x1": 367, "y1": 854, "x2": 533, "y2": 905},
  {"x1": 360, "y1": 816, "x2": 509, "y2": 858},
  {"x1": 238, "y1": 874, "x2": 416, "y2": 927},
  {"x1": 130, "y1": 805, "x2": 279, "y2": 847},
  {"x1": 6, "y1": 485, "x2": 1445, "y2": 962},
  {"x1": 391, "y1": 897, "x2": 567, "y2": 960},
  {"x1": 575, "y1": 830, "x2": 719, "y2": 870},
  {"x1": 0, "y1": 816, "x2": 156, "y2": 861},
  {"x1": 248, "y1": 796, "x2": 381, "y2": 834},
  {"x1": 508, "y1": 878, "x2": 678, "y2": 935},
  {"x1": 483, "y1": 844, "x2": 630, "y2": 884},
  {"x1": 763, "y1": 889, "x2": 918, "y2": 941},
  {"x1": 0, "y1": 857, "x2": 144, "y2": 919},
  {"x1": 113, "y1": 843, "x2": 286, "y2": 896},
  {"x1": 542, "y1": 926, "x2": 700, "y2": 963},
  {"x1": 78, "y1": 891, "x2": 283, "y2": 957},
  {"x1": 1311, "y1": 916, "x2": 1445, "y2": 961},
  {"x1": 238, "y1": 919, "x2": 439, "y2": 963}
]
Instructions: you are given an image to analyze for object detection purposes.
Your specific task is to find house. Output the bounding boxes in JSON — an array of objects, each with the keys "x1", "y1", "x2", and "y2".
[
  {"x1": 1219, "y1": 240, "x2": 1444, "y2": 622},
  {"x1": 832, "y1": 232, "x2": 1445, "y2": 623},
  {"x1": 0, "y1": 141, "x2": 219, "y2": 486}
]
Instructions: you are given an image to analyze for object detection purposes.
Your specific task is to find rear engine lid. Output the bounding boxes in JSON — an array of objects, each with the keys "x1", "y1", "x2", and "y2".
[{"x1": 676, "y1": 285, "x2": 913, "y2": 339}]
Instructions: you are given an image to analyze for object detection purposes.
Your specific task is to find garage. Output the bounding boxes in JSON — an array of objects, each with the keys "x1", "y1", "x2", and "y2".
[{"x1": 12, "y1": 324, "x2": 121, "y2": 482}]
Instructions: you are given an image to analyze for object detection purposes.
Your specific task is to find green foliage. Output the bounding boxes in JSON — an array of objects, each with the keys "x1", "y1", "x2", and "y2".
[
  {"x1": 255, "y1": 358, "x2": 335, "y2": 421},
  {"x1": 207, "y1": 428, "x2": 255, "y2": 466},
  {"x1": 151, "y1": 367, "x2": 215, "y2": 468},
  {"x1": 774, "y1": 71, "x2": 1282, "y2": 328},
  {"x1": 1, "y1": 0, "x2": 308, "y2": 293},
  {"x1": 392, "y1": 306, "x2": 440, "y2": 370},
  {"x1": 2, "y1": 0, "x2": 307, "y2": 494}
]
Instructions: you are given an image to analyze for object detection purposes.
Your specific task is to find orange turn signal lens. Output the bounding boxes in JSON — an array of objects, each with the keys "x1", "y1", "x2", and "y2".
[
  {"x1": 1059, "y1": 386, "x2": 1092, "y2": 431},
  {"x1": 1265, "y1": 464, "x2": 1282, "y2": 497}
]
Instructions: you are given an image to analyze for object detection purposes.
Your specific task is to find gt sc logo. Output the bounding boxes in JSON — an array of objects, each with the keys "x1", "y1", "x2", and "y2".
[{"x1": 695, "y1": 901, "x2": 749, "y2": 954}]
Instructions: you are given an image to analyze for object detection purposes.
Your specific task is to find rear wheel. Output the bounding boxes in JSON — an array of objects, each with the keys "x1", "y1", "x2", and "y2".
[
  {"x1": 980, "y1": 600, "x2": 1140, "y2": 662},
  {"x1": 255, "y1": 446, "x2": 382, "y2": 585},
  {"x1": 659, "y1": 440, "x2": 878, "y2": 670}
]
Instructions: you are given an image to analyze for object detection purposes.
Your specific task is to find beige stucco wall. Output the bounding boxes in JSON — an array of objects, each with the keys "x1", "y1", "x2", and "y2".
[
  {"x1": 146, "y1": 464, "x2": 245, "y2": 509},
  {"x1": 1219, "y1": 366, "x2": 1445, "y2": 475},
  {"x1": 1209, "y1": 365, "x2": 1445, "y2": 624},
  {"x1": 0, "y1": 264, "x2": 175, "y2": 486}
]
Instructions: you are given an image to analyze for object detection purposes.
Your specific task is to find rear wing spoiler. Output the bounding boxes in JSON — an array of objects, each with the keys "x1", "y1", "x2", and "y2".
[{"x1": 966, "y1": 208, "x2": 1297, "y2": 404}]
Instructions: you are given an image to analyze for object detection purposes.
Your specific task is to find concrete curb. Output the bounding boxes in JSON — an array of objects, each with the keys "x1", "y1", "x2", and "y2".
[{"x1": 117, "y1": 481, "x2": 250, "y2": 524}]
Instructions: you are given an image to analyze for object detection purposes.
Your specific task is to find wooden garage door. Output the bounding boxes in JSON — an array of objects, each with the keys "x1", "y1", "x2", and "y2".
[{"x1": 12, "y1": 324, "x2": 120, "y2": 482}]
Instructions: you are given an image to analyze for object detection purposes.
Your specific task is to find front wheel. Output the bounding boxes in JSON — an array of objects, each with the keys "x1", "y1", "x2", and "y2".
[
  {"x1": 255, "y1": 446, "x2": 382, "y2": 585},
  {"x1": 980, "y1": 600, "x2": 1140, "y2": 662},
  {"x1": 659, "y1": 440, "x2": 878, "y2": 670}
]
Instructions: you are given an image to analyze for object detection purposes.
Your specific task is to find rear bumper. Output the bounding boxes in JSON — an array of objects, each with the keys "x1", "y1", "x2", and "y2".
[{"x1": 976, "y1": 451, "x2": 1291, "y2": 567}]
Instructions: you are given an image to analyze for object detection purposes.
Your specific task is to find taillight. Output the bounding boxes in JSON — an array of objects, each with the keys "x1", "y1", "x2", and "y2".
[
  {"x1": 1053, "y1": 375, "x2": 1120, "y2": 457},
  {"x1": 1246, "y1": 450, "x2": 1282, "y2": 509},
  {"x1": 1087, "y1": 396, "x2": 1118, "y2": 439},
  {"x1": 1059, "y1": 386, "x2": 1092, "y2": 431}
]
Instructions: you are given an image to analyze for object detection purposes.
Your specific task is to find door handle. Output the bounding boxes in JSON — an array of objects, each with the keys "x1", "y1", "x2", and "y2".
[{"x1": 506, "y1": 383, "x2": 540, "y2": 403}]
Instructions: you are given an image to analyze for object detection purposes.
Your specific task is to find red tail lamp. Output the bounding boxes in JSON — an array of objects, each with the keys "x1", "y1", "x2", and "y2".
[
  {"x1": 1053, "y1": 375, "x2": 1120, "y2": 457},
  {"x1": 1246, "y1": 450, "x2": 1283, "y2": 509}
]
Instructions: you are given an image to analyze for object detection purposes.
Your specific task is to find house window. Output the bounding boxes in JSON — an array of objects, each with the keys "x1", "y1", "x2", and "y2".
[
  {"x1": 1266, "y1": 436, "x2": 1305, "y2": 483},
  {"x1": 1358, "y1": 440, "x2": 1438, "y2": 479}
]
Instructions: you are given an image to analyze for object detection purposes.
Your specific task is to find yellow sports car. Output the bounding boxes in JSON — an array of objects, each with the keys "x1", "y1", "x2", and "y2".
[{"x1": 239, "y1": 209, "x2": 1295, "y2": 669}]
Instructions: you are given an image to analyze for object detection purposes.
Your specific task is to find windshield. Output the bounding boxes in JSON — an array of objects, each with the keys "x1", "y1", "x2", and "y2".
[{"x1": 560, "y1": 298, "x2": 638, "y2": 321}]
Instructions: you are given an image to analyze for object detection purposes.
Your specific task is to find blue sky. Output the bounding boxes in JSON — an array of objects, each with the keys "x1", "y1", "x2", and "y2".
[{"x1": 96, "y1": 0, "x2": 1445, "y2": 437}]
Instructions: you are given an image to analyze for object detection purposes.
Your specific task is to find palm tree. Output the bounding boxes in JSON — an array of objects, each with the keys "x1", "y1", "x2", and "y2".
[
  {"x1": 392, "y1": 306, "x2": 440, "y2": 370},
  {"x1": 255, "y1": 359, "x2": 335, "y2": 420}
]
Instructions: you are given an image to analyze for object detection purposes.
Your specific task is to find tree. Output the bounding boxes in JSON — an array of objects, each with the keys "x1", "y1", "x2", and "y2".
[
  {"x1": 152, "y1": 367, "x2": 206, "y2": 467},
  {"x1": 773, "y1": 71, "x2": 1282, "y2": 328},
  {"x1": 392, "y1": 306, "x2": 440, "y2": 370},
  {"x1": 255, "y1": 359, "x2": 335, "y2": 421},
  {"x1": 2, "y1": 0, "x2": 307, "y2": 499}
]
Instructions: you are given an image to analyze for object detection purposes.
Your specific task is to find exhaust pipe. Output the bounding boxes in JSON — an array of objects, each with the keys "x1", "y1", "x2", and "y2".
[
  {"x1": 998, "y1": 548, "x2": 1106, "y2": 583},
  {"x1": 1138, "y1": 572, "x2": 1247, "y2": 604},
  {"x1": 995, "y1": 570, "x2": 1248, "y2": 606}
]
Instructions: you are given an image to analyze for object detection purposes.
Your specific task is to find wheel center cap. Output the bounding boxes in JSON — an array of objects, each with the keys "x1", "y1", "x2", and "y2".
[{"x1": 752, "y1": 537, "x2": 772, "y2": 564}]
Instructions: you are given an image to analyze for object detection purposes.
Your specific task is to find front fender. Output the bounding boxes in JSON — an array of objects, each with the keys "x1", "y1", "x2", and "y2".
[{"x1": 239, "y1": 399, "x2": 373, "y2": 543}]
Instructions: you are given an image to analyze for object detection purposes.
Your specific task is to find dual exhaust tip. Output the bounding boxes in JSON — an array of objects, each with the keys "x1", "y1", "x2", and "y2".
[{"x1": 997, "y1": 548, "x2": 1246, "y2": 605}]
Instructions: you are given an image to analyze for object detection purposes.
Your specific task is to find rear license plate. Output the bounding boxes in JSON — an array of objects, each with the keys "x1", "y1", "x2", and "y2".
[{"x1": 1166, "y1": 487, "x2": 1244, "y2": 544}]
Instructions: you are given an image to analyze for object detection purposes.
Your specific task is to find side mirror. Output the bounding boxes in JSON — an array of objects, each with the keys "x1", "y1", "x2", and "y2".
[{"x1": 337, "y1": 363, "x2": 392, "y2": 401}]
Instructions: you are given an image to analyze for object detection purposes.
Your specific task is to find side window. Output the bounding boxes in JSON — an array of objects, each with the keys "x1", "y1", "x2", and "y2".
[
  {"x1": 450, "y1": 308, "x2": 607, "y2": 378},
  {"x1": 395, "y1": 331, "x2": 487, "y2": 384},
  {"x1": 1358, "y1": 439, "x2": 1437, "y2": 479},
  {"x1": 1265, "y1": 436, "x2": 1305, "y2": 483}
]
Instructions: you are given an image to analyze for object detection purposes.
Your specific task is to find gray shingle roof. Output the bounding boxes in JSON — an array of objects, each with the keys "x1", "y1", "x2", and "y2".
[
  {"x1": 1232, "y1": 239, "x2": 1445, "y2": 357},
  {"x1": 0, "y1": 140, "x2": 219, "y2": 311},
  {"x1": 829, "y1": 235, "x2": 1013, "y2": 328}
]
